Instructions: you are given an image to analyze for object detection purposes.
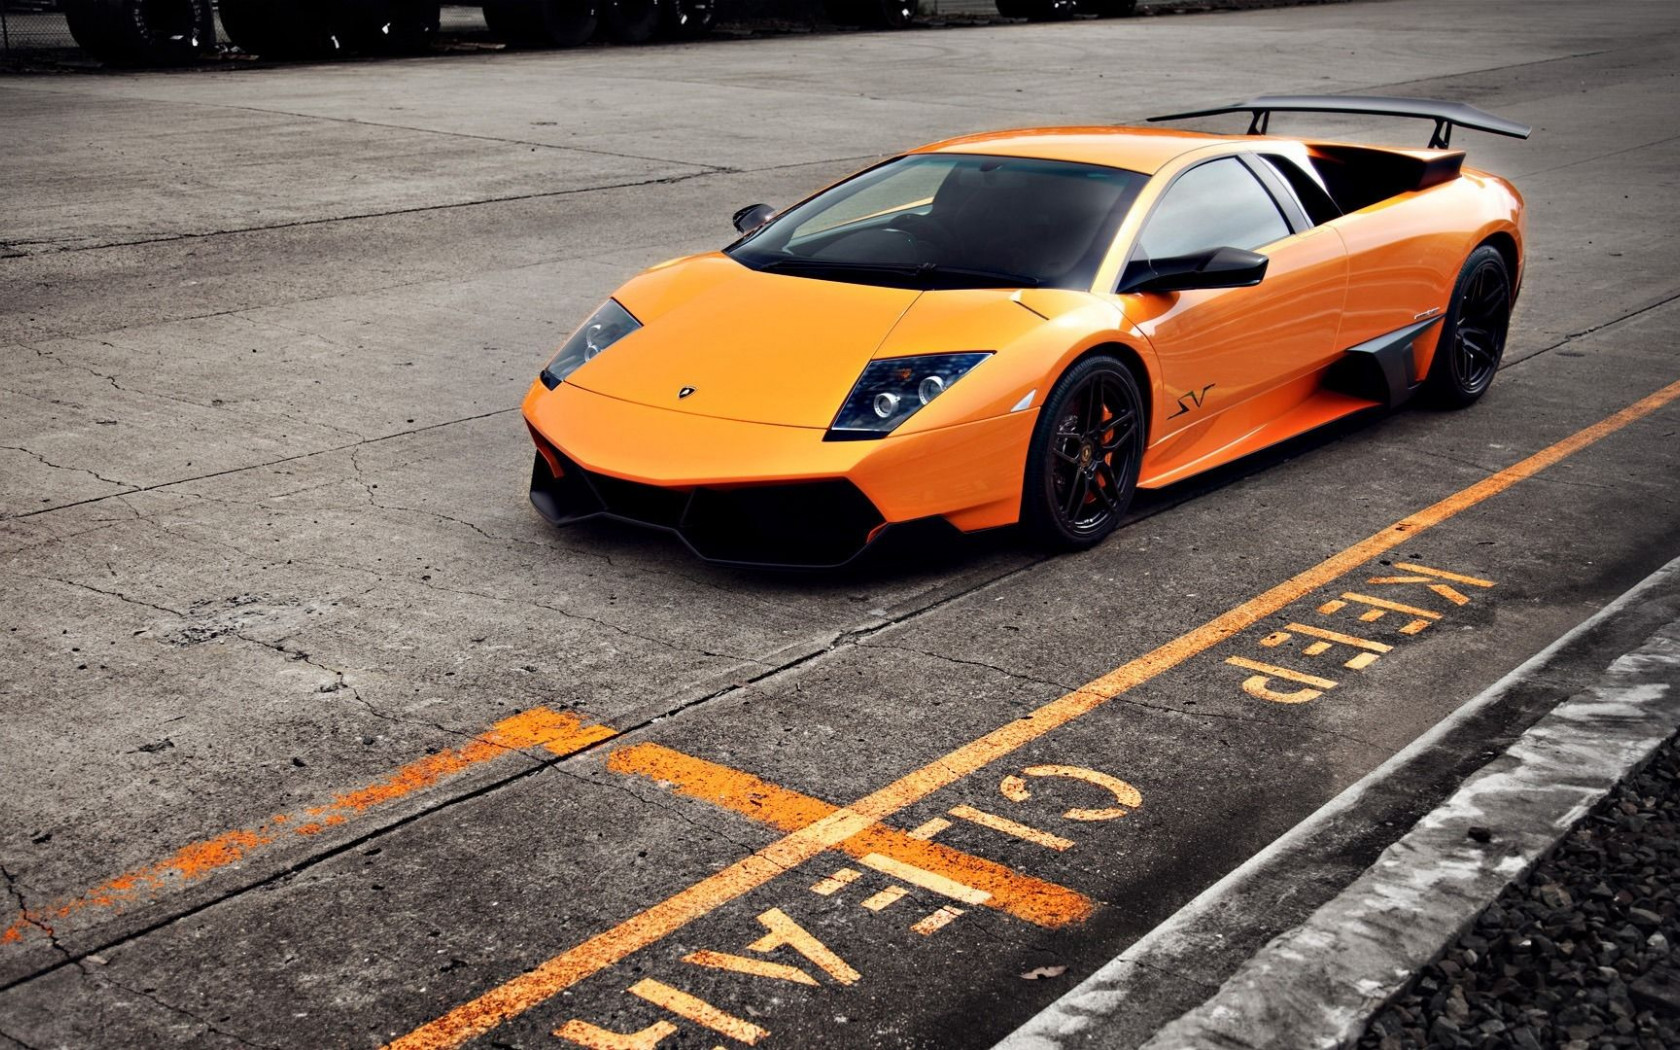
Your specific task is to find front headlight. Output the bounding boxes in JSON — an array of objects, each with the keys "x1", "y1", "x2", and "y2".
[
  {"x1": 540, "y1": 299, "x2": 641, "y2": 389},
  {"x1": 827, "y1": 352, "x2": 992, "y2": 439}
]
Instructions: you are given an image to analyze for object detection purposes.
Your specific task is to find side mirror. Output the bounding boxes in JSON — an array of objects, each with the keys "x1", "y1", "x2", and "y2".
[
  {"x1": 732, "y1": 203, "x2": 776, "y2": 235},
  {"x1": 1120, "y1": 246, "x2": 1269, "y2": 294}
]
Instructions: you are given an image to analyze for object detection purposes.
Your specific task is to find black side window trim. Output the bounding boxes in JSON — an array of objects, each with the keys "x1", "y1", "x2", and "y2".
[
  {"x1": 1237, "y1": 153, "x2": 1311, "y2": 234},
  {"x1": 1115, "y1": 153, "x2": 1298, "y2": 293}
]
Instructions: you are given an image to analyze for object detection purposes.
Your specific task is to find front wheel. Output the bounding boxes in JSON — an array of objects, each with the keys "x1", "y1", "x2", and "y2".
[
  {"x1": 1021, "y1": 356, "x2": 1146, "y2": 551},
  {"x1": 1424, "y1": 245, "x2": 1511, "y2": 409}
]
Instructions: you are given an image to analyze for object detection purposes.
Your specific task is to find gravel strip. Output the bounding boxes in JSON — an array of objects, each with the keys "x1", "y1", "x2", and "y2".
[{"x1": 1358, "y1": 733, "x2": 1680, "y2": 1050}]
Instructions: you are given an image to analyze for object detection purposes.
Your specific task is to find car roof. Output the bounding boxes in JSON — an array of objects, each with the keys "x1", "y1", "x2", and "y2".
[{"x1": 911, "y1": 126, "x2": 1245, "y2": 175}]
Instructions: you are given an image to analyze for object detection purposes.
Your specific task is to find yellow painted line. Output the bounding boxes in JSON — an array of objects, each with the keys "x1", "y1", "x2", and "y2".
[
  {"x1": 948, "y1": 805, "x2": 1076, "y2": 851},
  {"x1": 386, "y1": 377, "x2": 1680, "y2": 1050},
  {"x1": 628, "y1": 979, "x2": 768, "y2": 1045},
  {"x1": 858, "y1": 853, "x2": 993, "y2": 906},
  {"x1": 1225, "y1": 656, "x2": 1340, "y2": 690},
  {"x1": 1284, "y1": 623, "x2": 1394, "y2": 653},
  {"x1": 2, "y1": 708, "x2": 614, "y2": 947},
  {"x1": 911, "y1": 906, "x2": 966, "y2": 937},
  {"x1": 606, "y1": 742, "x2": 1093, "y2": 926},
  {"x1": 860, "y1": 886, "x2": 910, "y2": 911},
  {"x1": 681, "y1": 949, "x2": 819, "y2": 987}
]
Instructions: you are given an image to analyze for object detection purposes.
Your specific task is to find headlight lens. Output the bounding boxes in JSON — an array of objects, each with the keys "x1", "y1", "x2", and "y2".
[
  {"x1": 540, "y1": 299, "x2": 641, "y2": 389},
  {"x1": 828, "y1": 352, "x2": 992, "y2": 438}
]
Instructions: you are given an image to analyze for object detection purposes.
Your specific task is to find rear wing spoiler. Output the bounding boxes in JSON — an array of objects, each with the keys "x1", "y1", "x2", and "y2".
[{"x1": 1148, "y1": 95, "x2": 1532, "y2": 149}]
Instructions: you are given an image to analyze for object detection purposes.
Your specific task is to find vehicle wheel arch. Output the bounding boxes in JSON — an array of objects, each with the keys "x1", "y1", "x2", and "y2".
[
  {"x1": 1057, "y1": 340, "x2": 1156, "y2": 438},
  {"x1": 1477, "y1": 229, "x2": 1521, "y2": 296}
]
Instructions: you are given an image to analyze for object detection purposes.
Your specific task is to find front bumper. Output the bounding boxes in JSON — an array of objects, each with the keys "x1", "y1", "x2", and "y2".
[{"x1": 522, "y1": 380, "x2": 1035, "y2": 567}]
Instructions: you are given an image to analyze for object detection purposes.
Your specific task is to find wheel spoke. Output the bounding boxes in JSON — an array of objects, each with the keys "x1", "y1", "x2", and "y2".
[
  {"x1": 1091, "y1": 464, "x2": 1121, "y2": 511},
  {"x1": 1063, "y1": 470, "x2": 1090, "y2": 517}
]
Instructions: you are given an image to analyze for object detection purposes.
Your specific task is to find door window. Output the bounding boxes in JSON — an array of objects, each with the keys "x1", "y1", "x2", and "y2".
[{"x1": 1135, "y1": 158, "x2": 1291, "y2": 261}]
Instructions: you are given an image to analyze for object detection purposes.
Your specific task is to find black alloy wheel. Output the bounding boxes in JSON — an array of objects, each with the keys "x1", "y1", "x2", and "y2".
[
  {"x1": 1425, "y1": 245, "x2": 1511, "y2": 408},
  {"x1": 659, "y1": 0, "x2": 715, "y2": 38},
  {"x1": 1022, "y1": 356, "x2": 1146, "y2": 550}
]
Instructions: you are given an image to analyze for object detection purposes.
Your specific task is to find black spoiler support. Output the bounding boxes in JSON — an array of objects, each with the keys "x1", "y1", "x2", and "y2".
[{"x1": 1148, "y1": 95, "x2": 1532, "y2": 149}]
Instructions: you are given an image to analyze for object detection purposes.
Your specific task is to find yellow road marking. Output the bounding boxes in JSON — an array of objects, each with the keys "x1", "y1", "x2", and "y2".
[
  {"x1": 1391, "y1": 563, "x2": 1496, "y2": 587},
  {"x1": 2, "y1": 708, "x2": 613, "y2": 947},
  {"x1": 808, "y1": 868, "x2": 861, "y2": 896},
  {"x1": 906, "y1": 817, "x2": 952, "y2": 840},
  {"x1": 606, "y1": 742, "x2": 1092, "y2": 926},
  {"x1": 1005, "y1": 765, "x2": 1143, "y2": 821},
  {"x1": 682, "y1": 949, "x2": 818, "y2": 986},
  {"x1": 554, "y1": 1018, "x2": 676, "y2": 1050},
  {"x1": 1282, "y1": 623, "x2": 1394, "y2": 653},
  {"x1": 910, "y1": 906, "x2": 965, "y2": 937},
  {"x1": 948, "y1": 805, "x2": 1075, "y2": 851},
  {"x1": 386, "y1": 377, "x2": 1680, "y2": 1050},
  {"x1": 858, "y1": 853, "x2": 992, "y2": 906},
  {"x1": 628, "y1": 979, "x2": 769, "y2": 1045},
  {"x1": 1225, "y1": 656, "x2": 1340, "y2": 690},
  {"x1": 860, "y1": 886, "x2": 910, "y2": 911},
  {"x1": 747, "y1": 907, "x2": 860, "y2": 986}
]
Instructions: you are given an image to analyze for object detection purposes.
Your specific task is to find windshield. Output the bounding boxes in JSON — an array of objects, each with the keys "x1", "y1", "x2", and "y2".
[{"x1": 727, "y1": 153, "x2": 1147, "y2": 291}]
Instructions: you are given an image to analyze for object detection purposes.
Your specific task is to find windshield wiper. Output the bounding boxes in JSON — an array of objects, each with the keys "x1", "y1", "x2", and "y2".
[{"x1": 758, "y1": 257, "x2": 1040, "y2": 290}]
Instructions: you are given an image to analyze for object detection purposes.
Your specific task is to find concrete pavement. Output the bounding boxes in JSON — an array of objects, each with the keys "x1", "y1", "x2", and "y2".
[{"x1": 2, "y1": 1, "x2": 1679, "y2": 1046}]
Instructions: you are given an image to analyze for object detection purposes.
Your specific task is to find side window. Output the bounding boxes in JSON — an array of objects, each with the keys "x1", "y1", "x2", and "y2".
[
  {"x1": 1135, "y1": 158, "x2": 1291, "y2": 261},
  {"x1": 1259, "y1": 154, "x2": 1342, "y2": 227}
]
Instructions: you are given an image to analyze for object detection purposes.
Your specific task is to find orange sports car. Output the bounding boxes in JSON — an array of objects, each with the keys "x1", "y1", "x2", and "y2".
[{"x1": 522, "y1": 96, "x2": 1529, "y2": 567}]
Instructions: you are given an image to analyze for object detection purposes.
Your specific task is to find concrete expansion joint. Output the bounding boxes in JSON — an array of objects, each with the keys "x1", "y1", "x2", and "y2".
[
  {"x1": 0, "y1": 444, "x2": 134, "y2": 491},
  {"x1": 858, "y1": 639, "x2": 1083, "y2": 694},
  {"x1": 1507, "y1": 284, "x2": 1680, "y2": 368},
  {"x1": 96, "y1": 969, "x2": 283, "y2": 1050},
  {"x1": 544, "y1": 763, "x2": 773, "y2": 859}
]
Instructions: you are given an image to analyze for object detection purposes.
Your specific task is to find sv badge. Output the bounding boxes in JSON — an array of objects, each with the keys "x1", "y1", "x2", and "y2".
[{"x1": 1167, "y1": 384, "x2": 1215, "y2": 419}]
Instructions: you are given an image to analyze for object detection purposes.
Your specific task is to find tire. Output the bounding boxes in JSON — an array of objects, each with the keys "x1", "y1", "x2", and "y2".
[
  {"x1": 996, "y1": 0, "x2": 1078, "y2": 19},
  {"x1": 601, "y1": 0, "x2": 659, "y2": 42},
  {"x1": 1423, "y1": 245, "x2": 1511, "y2": 409},
  {"x1": 64, "y1": 0, "x2": 212, "y2": 65},
  {"x1": 858, "y1": 0, "x2": 915, "y2": 28},
  {"x1": 1021, "y1": 356, "x2": 1146, "y2": 551},
  {"x1": 343, "y1": 0, "x2": 441, "y2": 53},
  {"x1": 659, "y1": 0, "x2": 715, "y2": 38},
  {"x1": 219, "y1": 0, "x2": 347, "y2": 58},
  {"x1": 483, "y1": 0, "x2": 599, "y2": 46}
]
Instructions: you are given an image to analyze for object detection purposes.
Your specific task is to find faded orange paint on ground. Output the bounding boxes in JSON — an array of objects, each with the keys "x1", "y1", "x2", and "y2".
[
  {"x1": 607, "y1": 743, "x2": 1094, "y2": 928},
  {"x1": 0, "y1": 708, "x2": 614, "y2": 947},
  {"x1": 386, "y1": 377, "x2": 1680, "y2": 1050}
]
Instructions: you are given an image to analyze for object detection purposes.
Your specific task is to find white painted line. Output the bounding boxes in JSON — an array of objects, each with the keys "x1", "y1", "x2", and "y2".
[{"x1": 995, "y1": 555, "x2": 1680, "y2": 1050}]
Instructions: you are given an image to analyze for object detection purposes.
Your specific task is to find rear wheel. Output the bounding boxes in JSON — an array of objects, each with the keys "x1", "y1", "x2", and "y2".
[
  {"x1": 659, "y1": 0, "x2": 715, "y2": 38},
  {"x1": 1424, "y1": 245, "x2": 1511, "y2": 408},
  {"x1": 65, "y1": 0, "x2": 212, "y2": 65},
  {"x1": 1021, "y1": 356, "x2": 1146, "y2": 551}
]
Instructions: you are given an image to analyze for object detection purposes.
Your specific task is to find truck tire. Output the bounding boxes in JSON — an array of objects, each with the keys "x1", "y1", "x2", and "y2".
[
  {"x1": 219, "y1": 0, "x2": 347, "y2": 58},
  {"x1": 659, "y1": 0, "x2": 715, "y2": 38},
  {"x1": 64, "y1": 0, "x2": 212, "y2": 65},
  {"x1": 482, "y1": 0, "x2": 599, "y2": 47}
]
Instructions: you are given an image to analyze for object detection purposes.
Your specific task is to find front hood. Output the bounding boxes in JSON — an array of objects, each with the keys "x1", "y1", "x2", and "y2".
[{"x1": 564, "y1": 255, "x2": 921, "y2": 429}]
